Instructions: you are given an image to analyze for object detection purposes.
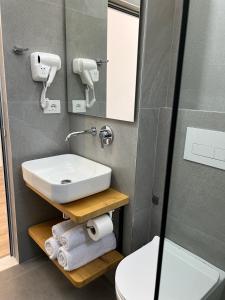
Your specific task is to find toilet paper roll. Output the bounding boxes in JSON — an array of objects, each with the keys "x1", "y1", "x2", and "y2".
[{"x1": 86, "y1": 214, "x2": 114, "y2": 241}]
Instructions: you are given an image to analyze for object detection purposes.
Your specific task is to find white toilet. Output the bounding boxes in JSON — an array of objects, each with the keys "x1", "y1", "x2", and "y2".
[{"x1": 115, "y1": 237, "x2": 225, "y2": 300}]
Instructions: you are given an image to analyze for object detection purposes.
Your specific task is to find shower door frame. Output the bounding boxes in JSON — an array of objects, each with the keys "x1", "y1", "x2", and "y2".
[
  {"x1": 0, "y1": 11, "x2": 19, "y2": 261},
  {"x1": 153, "y1": 0, "x2": 191, "y2": 299}
]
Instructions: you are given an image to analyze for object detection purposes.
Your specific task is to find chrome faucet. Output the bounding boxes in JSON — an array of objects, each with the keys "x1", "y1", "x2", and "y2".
[{"x1": 65, "y1": 127, "x2": 97, "y2": 142}]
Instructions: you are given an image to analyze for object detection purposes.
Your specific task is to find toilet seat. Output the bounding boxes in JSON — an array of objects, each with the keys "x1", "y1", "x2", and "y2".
[
  {"x1": 115, "y1": 236, "x2": 221, "y2": 300},
  {"x1": 115, "y1": 236, "x2": 159, "y2": 300}
]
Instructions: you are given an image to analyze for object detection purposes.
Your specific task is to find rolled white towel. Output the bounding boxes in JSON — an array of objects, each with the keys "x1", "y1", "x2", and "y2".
[
  {"x1": 52, "y1": 220, "x2": 75, "y2": 241},
  {"x1": 60, "y1": 225, "x2": 90, "y2": 251},
  {"x1": 45, "y1": 237, "x2": 61, "y2": 260},
  {"x1": 57, "y1": 233, "x2": 116, "y2": 271}
]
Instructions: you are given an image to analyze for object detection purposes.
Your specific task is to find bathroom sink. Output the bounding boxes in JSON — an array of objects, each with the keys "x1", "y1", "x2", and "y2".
[{"x1": 22, "y1": 154, "x2": 112, "y2": 204}]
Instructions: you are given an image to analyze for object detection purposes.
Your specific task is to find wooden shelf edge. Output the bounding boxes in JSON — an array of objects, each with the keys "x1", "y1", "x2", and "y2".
[
  {"x1": 26, "y1": 183, "x2": 129, "y2": 224},
  {"x1": 28, "y1": 219, "x2": 124, "y2": 288}
]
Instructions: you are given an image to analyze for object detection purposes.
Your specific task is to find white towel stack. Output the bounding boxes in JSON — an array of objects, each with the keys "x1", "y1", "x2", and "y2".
[
  {"x1": 52, "y1": 219, "x2": 75, "y2": 241},
  {"x1": 44, "y1": 218, "x2": 117, "y2": 271},
  {"x1": 44, "y1": 220, "x2": 75, "y2": 260},
  {"x1": 45, "y1": 237, "x2": 61, "y2": 260},
  {"x1": 60, "y1": 225, "x2": 89, "y2": 251},
  {"x1": 58, "y1": 233, "x2": 116, "y2": 271}
]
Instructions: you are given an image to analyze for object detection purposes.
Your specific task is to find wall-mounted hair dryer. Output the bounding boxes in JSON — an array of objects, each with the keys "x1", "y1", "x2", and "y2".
[
  {"x1": 31, "y1": 52, "x2": 61, "y2": 110},
  {"x1": 73, "y1": 58, "x2": 99, "y2": 108}
]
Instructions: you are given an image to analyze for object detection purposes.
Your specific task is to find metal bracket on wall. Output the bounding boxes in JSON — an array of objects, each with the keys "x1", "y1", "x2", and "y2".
[
  {"x1": 96, "y1": 59, "x2": 109, "y2": 66},
  {"x1": 152, "y1": 194, "x2": 159, "y2": 205},
  {"x1": 12, "y1": 46, "x2": 29, "y2": 55}
]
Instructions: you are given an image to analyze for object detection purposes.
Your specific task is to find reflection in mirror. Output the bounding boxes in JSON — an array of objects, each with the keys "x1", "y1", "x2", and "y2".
[{"x1": 65, "y1": 0, "x2": 140, "y2": 122}]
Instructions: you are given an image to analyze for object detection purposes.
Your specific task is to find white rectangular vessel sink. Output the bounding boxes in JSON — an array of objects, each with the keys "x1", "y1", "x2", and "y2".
[{"x1": 22, "y1": 154, "x2": 112, "y2": 204}]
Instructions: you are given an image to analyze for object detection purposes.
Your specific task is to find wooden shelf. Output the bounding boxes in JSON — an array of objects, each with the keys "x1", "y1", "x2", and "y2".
[
  {"x1": 28, "y1": 219, "x2": 124, "y2": 288},
  {"x1": 26, "y1": 183, "x2": 129, "y2": 224},
  {"x1": 26, "y1": 184, "x2": 128, "y2": 287}
]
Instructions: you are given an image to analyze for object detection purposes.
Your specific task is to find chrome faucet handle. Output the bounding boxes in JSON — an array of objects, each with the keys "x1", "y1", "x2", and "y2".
[
  {"x1": 99, "y1": 130, "x2": 106, "y2": 148},
  {"x1": 99, "y1": 126, "x2": 114, "y2": 148}
]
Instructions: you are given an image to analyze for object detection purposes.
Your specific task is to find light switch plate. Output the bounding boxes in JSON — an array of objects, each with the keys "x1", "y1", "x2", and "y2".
[
  {"x1": 184, "y1": 127, "x2": 225, "y2": 170},
  {"x1": 43, "y1": 100, "x2": 61, "y2": 114}
]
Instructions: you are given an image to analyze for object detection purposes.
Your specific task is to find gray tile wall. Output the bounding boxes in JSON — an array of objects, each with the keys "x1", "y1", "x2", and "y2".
[
  {"x1": 1, "y1": 0, "x2": 70, "y2": 262},
  {"x1": 179, "y1": 0, "x2": 225, "y2": 112},
  {"x1": 140, "y1": 0, "x2": 176, "y2": 109},
  {"x1": 167, "y1": 0, "x2": 183, "y2": 107},
  {"x1": 131, "y1": 0, "x2": 178, "y2": 251}
]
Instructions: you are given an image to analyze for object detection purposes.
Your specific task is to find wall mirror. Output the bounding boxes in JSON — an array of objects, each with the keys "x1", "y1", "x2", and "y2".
[{"x1": 65, "y1": 0, "x2": 140, "y2": 122}]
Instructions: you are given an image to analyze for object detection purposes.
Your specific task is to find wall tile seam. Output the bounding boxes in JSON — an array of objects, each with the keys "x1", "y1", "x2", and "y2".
[
  {"x1": 133, "y1": 108, "x2": 160, "y2": 238},
  {"x1": 155, "y1": 106, "x2": 225, "y2": 114},
  {"x1": 132, "y1": 107, "x2": 150, "y2": 198},
  {"x1": 148, "y1": 107, "x2": 169, "y2": 238},
  {"x1": 172, "y1": 108, "x2": 225, "y2": 114},
  {"x1": 145, "y1": 107, "x2": 160, "y2": 197},
  {"x1": 122, "y1": 174, "x2": 140, "y2": 251},
  {"x1": 137, "y1": 106, "x2": 170, "y2": 110}
]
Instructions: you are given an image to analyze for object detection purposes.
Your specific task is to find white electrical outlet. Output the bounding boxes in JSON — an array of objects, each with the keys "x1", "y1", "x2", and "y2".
[
  {"x1": 43, "y1": 100, "x2": 61, "y2": 114},
  {"x1": 72, "y1": 100, "x2": 86, "y2": 113}
]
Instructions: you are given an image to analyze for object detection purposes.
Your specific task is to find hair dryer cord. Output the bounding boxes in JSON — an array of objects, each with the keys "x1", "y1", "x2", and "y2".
[
  {"x1": 85, "y1": 86, "x2": 96, "y2": 108},
  {"x1": 40, "y1": 82, "x2": 49, "y2": 110}
]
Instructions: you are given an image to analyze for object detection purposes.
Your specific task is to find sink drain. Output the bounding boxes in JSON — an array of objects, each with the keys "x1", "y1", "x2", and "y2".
[{"x1": 61, "y1": 179, "x2": 72, "y2": 184}]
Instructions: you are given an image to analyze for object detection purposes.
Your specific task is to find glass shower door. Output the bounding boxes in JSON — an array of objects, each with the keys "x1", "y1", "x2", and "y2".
[{"x1": 155, "y1": 0, "x2": 225, "y2": 299}]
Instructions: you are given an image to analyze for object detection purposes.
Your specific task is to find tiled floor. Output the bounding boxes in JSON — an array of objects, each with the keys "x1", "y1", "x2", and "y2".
[
  {"x1": 0, "y1": 255, "x2": 18, "y2": 272},
  {"x1": 0, "y1": 256, "x2": 116, "y2": 300},
  {"x1": 0, "y1": 166, "x2": 9, "y2": 258}
]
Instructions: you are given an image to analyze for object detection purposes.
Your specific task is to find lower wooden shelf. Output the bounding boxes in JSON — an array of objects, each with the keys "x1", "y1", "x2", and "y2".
[{"x1": 28, "y1": 219, "x2": 123, "y2": 288}]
